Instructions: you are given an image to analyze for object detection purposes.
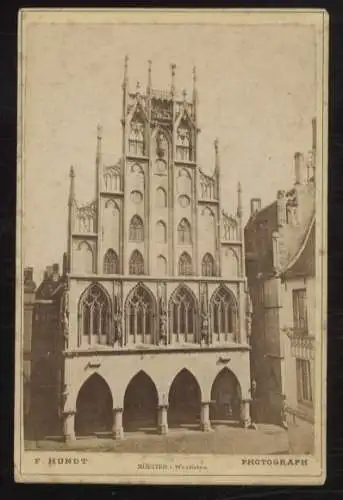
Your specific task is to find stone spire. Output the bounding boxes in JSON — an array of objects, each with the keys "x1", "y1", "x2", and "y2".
[
  {"x1": 192, "y1": 66, "x2": 197, "y2": 119},
  {"x1": 147, "y1": 59, "x2": 152, "y2": 94},
  {"x1": 123, "y1": 54, "x2": 129, "y2": 88},
  {"x1": 170, "y1": 63, "x2": 176, "y2": 96},
  {"x1": 96, "y1": 124, "x2": 103, "y2": 167},
  {"x1": 68, "y1": 165, "x2": 75, "y2": 206},
  {"x1": 237, "y1": 182, "x2": 243, "y2": 219}
]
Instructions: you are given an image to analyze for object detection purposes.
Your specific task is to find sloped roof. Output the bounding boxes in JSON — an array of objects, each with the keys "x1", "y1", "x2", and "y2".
[{"x1": 280, "y1": 214, "x2": 315, "y2": 278}]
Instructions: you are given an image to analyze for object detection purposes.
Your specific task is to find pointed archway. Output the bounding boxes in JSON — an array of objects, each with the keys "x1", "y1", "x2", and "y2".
[
  {"x1": 168, "y1": 369, "x2": 201, "y2": 428},
  {"x1": 210, "y1": 368, "x2": 241, "y2": 424},
  {"x1": 123, "y1": 371, "x2": 158, "y2": 432},
  {"x1": 75, "y1": 374, "x2": 113, "y2": 437}
]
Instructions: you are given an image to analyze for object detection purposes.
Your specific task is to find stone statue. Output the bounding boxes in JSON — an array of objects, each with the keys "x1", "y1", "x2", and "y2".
[
  {"x1": 114, "y1": 312, "x2": 122, "y2": 345},
  {"x1": 159, "y1": 312, "x2": 167, "y2": 345},
  {"x1": 61, "y1": 289, "x2": 69, "y2": 349},
  {"x1": 201, "y1": 311, "x2": 209, "y2": 344}
]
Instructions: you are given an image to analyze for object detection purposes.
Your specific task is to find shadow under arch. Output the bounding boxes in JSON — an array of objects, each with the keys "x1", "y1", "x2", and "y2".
[
  {"x1": 28, "y1": 358, "x2": 59, "y2": 440},
  {"x1": 123, "y1": 371, "x2": 158, "y2": 433},
  {"x1": 210, "y1": 367, "x2": 242, "y2": 426},
  {"x1": 168, "y1": 368, "x2": 201, "y2": 429},
  {"x1": 75, "y1": 373, "x2": 113, "y2": 437}
]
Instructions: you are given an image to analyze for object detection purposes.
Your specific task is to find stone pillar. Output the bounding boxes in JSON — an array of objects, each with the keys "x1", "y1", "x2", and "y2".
[
  {"x1": 63, "y1": 411, "x2": 75, "y2": 442},
  {"x1": 240, "y1": 399, "x2": 251, "y2": 429},
  {"x1": 112, "y1": 408, "x2": 124, "y2": 440},
  {"x1": 201, "y1": 402, "x2": 211, "y2": 432},
  {"x1": 158, "y1": 405, "x2": 168, "y2": 435}
]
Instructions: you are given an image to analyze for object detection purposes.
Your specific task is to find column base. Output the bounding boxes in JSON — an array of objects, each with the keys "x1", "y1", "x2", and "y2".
[
  {"x1": 64, "y1": 433, "x2": 75, "y2": 443},
  {"x1": 158, "y1": 424, "x2": 168, "y2": 435},
  {"x1": 113, "y1": 428, "x2": 124, "y2": 440},
  {"x1": 201, "y1": 422, "x2": 212, "y2": 432}
]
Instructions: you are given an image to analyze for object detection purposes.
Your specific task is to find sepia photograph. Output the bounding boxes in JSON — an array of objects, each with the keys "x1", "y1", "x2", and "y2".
[{"x1": 16, "y1": 9, "x2": 328, "y2": 485}]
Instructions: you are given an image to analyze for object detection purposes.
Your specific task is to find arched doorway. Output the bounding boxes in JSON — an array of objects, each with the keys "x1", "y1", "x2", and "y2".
[
  {"x1": 168, "y1": 369, "x2": 201, "y2": 428},
  {"x1": 210, "y1": 368, "x2": 241, "y2": 425},
  {"x1": 75, "y1": 374, "x2": 113, "y2": 437},
  {"x1": 123, "y1": 371, "x2": 158, "y2": 432},
  {"x1": 29, "y1": 358, "x2": 59, "y2": 439}
]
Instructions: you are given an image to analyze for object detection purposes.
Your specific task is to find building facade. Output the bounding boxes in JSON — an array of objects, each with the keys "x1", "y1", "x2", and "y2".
[
  {"x1": 45, "y1": 59, "x2": 254, "y2": 441},
  {"x1": 245, "y1": 119, "x2": 316, "y2": 427}
]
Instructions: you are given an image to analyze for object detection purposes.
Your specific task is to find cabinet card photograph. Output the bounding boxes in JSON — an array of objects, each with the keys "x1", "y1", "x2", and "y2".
[{"x1": 15, "y1": 9, "x2": 328, "y2": 485}]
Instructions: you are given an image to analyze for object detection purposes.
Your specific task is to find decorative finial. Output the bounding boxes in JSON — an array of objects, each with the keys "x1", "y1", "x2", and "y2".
[
  {"x1": 214, "y1": 138, "x2": 219, "y2": 153},
  {"x1": 147, "y1": 59, "x2": 152, "y2": 93},
  {"x1": 97, "y1": 123, "x2": 103, "y2": 139},
  {"x1": 237, "y1": 181, "x2": 243, "y2": 218},
  {"x1": 123, "y1": 55, "x2": 129, "y2": 85},
  {"x1": 136, "y1": 80, "x2": 141, "y2": 94},
  {"x1": 171, "y1": 63, "x2": 176, "y2": 95},
  {"x1": 193, "y1": 66, "x2": 197, "y2": 83},
  {"x1": 70, "y1": 165, "x2": 75, "y2": 178},
  {"x1": 182, "y1": 89, "x2": 187, "y2": 102},
  {"x1": 69, "y1": 165, "x2": 75, "y2": 204}
]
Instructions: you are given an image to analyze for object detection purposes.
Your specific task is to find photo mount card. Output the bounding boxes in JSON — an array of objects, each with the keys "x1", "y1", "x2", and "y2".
[{"x1": 15, "y1": 8, "x2": 328, "y2": 485}]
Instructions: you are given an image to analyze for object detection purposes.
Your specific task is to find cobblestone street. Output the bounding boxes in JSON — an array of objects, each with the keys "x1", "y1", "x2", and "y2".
[{"x1": 26, "y1": 422, "x2": 314, "y2": 455}]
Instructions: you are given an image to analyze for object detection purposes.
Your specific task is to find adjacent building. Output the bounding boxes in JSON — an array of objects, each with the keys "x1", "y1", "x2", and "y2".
[
  {"x1": 245, "y1": 119, "x2": 316, "y2": 427},
  {"x1": 26, "y1": 59, "x2": 253, "y2": 442}
]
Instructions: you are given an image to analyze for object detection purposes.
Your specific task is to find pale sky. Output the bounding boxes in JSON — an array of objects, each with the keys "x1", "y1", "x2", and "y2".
[{"x1": 22, "y1": 20, "x2": 317, "y2": 283}]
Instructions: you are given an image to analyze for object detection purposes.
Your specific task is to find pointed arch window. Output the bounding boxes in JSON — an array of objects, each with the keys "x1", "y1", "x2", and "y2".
[
  {"x1": 177, "y1": 218, "x2": 191, "y2": 244},
  {"x1": 129, "y1": 250, "x2": 145, "y2": 275},
  {"x1": 156, "y1": 220, "x2": 167, "y2": 243},
  {"x1": 156, "y1": 187, "x2": 167, "y2": 208},
  {"x1": 126, "y1": 284, "x2": 155, "y2": 344},
  {"x1": 104, "y1": 167, "x2": 121, "y2": 192},
  {"x1": 178, "y1": 252, "x2": 193, "y2": 276},
  {"x1": 79, "y1": 284, "x2": 111, "y2": 346},
  {"x1": 176, "y1": 126, "x2": 191, "y2": 161},
  {"x1": 202, "y1": 253, "x2": 216, "y2": 277},
  {"x1": 169, "y1": 285, "x2": 198, "y2": 342},
  {"x1": 211, "y1": 287, "x2": 237, "y2": 340},
  {"x1": 103, "y1": 249, "x2": 119, "y2": 274},
  {"x1": 223, "y1": 217, "x2": 238, "y2": 241},
  {"x1": 129, "y1": 215, "x2": 144, "y2": 242},
  {"x1": 129, "y1": 121, "x2": 144, "y2": 156}
]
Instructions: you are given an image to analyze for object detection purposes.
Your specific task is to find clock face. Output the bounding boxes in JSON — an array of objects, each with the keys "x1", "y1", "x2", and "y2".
[
  {"x1": 130, "y1": 190, "x2": 143, "y2": 204},
  {"x1": 178, "y1": 195, "x2": 190, "y2": 208}
]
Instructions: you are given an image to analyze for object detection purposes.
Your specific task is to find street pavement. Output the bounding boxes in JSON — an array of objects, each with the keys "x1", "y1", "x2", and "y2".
[{"x1": 25, "y1": 421, "x2": 314, "y2": 455}]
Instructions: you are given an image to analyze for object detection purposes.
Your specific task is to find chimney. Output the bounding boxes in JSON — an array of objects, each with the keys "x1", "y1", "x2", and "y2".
[
  {"x1": 24, "y1": 267, "x2": 36, "y2": 292},
  {"x1": 250, "y1": 198, "x2": 261, "y2": 216},
  {"x1": 52, "y1": 263, "x2": 60, "y2": 282},
  {"x1": 24, "y1": 267, "x2": 33, "y2": 283},
  {"x1": 294, "y1": 152, "x2": 305, "y2": 185},
  {"x1": 276, "y1": 190, "x2": 286, "y2": 227},
  {"x1": 45, "y1": 265, "x2": 53, "y2": 281},
  {"x1": 272, "y1": 231, "x2": 280, "y2": 271}
]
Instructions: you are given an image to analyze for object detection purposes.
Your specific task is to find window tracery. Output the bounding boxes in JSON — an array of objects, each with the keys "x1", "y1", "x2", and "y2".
[
  {"x1": 176, "y1": 126, "x2": 191, "y2": 161},
  {"x1": 103, "y1": 249, "x2": 119, "y2": 274},
  {"x1": 129, "y1": 250, "x2": 145, "y2": 275},
  {"x1": 126, "y1": 284, "x2": 154, "y2": 343},
  {"x1": 129, "y1": 121, "x2": 144, "y2": 156},
  {"x1": 211, "y1": 287, "x2": 237, "y2": 339},
  {"x1": 79, "y1": 284, "x2": 111, "y2": 345},
  {"x1": 169, "y1": 285, "x2": 198, "y2": 342},
  {"x1": 178, "y1": 252, "x2": 193, "y2": 276},
  {"x1": 177, "y1": 218, "x2": 192, "y2": 244},
  {"x1": 202, "y1": 253, "x2": 216, "y2": 277},
  {"x1": 129, "y1": 215, "x2": 144, "y2": 242}
]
